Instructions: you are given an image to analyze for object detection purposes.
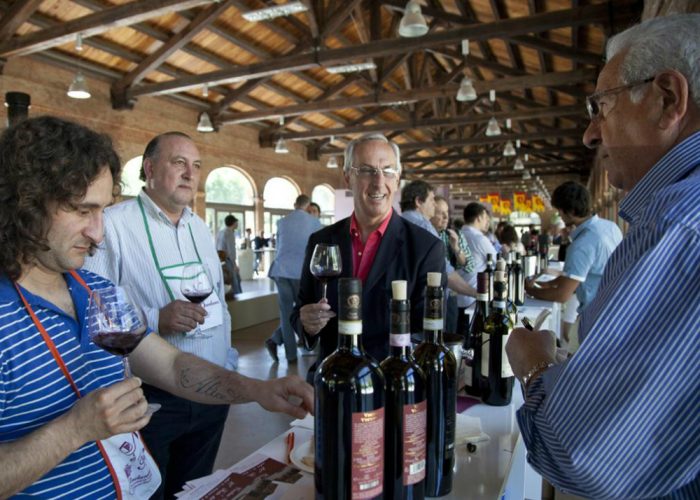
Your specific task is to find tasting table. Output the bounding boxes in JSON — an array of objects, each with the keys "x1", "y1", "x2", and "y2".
[{"x1": 183, "y1": 296, "x2": 561, "y2": 499}]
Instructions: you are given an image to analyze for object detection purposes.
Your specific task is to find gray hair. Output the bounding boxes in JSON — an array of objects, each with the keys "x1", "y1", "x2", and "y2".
[
  {"x1": 607, "y1": 14, "x2": 700, "y2": 107},
  {"x1": 343, "y1": 133, "x2": 402, "y2": 175}
]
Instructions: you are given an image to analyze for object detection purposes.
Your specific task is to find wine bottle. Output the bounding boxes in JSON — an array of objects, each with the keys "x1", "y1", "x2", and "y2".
[
  {"x1": 413, "y1": 272, "x2": 456, "y2": 497},
  {"x1": 380, "y1": 280, "x2": 427, "y2": 500},
  {"x1": 484, "y1": 253, "x2": 495, "y2": 302},
  {"x1": 481, "y1": 271, "x2": 514, "y2": 406},
  {"x1": 496, "y1": 259, "x2": 517, "y2": 325},
  {"x1": 314, "y1": 278, "x2": 386, "y2": 500},
  {"x1": 512, "y1": 252, "x2": 525, "y2": 306},
  {"x1": 464, "y1": 272, "x2": 489, "y2": 398}
]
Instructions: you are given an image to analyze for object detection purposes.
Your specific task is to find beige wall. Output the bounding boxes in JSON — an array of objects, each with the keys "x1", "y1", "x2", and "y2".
[{"x1": 0, "y1": 57, "x2": 344, "y2": 220}]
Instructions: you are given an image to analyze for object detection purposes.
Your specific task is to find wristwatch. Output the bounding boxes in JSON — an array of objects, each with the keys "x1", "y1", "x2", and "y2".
[{"x1": 521, "y1": 360, "x2": 554, "y2": 393}]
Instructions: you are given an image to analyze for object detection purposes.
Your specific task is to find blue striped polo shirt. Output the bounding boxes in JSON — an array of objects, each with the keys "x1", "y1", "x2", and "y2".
[
  {"x1": 0, "y1": 269, "x2": 136, "y2": 498},
  {"x1": 517, "y1": 131, "x2": 700, "y2": 499}
]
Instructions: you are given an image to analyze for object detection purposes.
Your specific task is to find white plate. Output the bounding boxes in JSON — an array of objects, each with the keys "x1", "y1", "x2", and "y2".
[{"x1": 290, "y1": 439, "x2": 314, "y2": 474}]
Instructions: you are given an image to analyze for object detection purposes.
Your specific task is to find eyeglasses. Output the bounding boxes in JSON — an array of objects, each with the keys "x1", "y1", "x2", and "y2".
[
  {"x1": 350, "y1": 165, "x2": 400, "y2": 179},
  {"x1": 585, "y1": 77, "x2": 654, "y2": 121}
]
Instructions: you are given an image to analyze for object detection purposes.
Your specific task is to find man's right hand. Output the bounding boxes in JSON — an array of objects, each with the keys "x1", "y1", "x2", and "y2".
[
  {"x1": 158, "y1": 299, "x2": 207, "y2": 335},
  {"x1": 67, "y1": 377, "x2": 150, "y2": 446},
  {"x1": 300, "y1": 299, "x2": 336, "y2": 336}
]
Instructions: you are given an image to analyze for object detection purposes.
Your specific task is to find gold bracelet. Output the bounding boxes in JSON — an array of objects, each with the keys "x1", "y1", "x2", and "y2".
[{"x1": 522, "y1": 361, "x2": 554, "y2": 392}]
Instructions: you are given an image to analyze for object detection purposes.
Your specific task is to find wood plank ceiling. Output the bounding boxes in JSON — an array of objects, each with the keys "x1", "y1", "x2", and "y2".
[{"x1": 0, "y1": 0, "x2": 644, "y2": 198}]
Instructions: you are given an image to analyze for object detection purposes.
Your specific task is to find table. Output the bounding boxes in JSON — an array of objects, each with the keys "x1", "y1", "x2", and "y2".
[{"x1": 183, "y1": 385, "x2": 540, "y2": 499}]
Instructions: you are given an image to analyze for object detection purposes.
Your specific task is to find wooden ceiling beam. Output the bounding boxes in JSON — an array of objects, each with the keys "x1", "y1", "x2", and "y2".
[
  {"x1": 405, "y1": 159, "x2": 585, "y2": 175},
  {"x1": 221, "y1": 69, "x2": 592, "y2": 126},
  {"x1": 111, "y1": 0, "x2": 234, "y2": 106},
  {"x1": 323, "y1": 0, "x2": 363, "y2": 39},
  {"x1": 127, "y1": 2, "x2": 621, "y2": 98},
  {"x1": 402, "y1": 145, "x2": 588, "y2": 163},
  {"x1": 0, "y1": 0, "x2": 214, "y2": 58},
  {"x1": 0, "y1": 0, "x2": 43, "y2": 43}
]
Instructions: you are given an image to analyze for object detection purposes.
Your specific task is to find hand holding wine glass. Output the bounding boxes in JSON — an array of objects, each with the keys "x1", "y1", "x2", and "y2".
[
  {"x1": 88, "y1": 285, "x2": 160, "y2": 414},
  {"x1": 180, "y1": 263, "x2": 213, "y2": 339},
  {"x1": 310, "y1": 244, "x2": 342, "y2": 300}
]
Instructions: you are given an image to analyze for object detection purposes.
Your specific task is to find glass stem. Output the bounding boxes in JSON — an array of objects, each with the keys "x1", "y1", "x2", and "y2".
[
  {"x1": 122, "y1": 356, "x2": 132, "y2": 378},
  {"x1": 321, "y1": 282, "x2": 328, "y2": 300}
]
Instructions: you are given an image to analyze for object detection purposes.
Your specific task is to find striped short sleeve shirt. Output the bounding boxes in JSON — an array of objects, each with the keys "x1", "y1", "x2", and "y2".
[{"x1": 0, "y1": 270, "x2": 131, "y2": 498}]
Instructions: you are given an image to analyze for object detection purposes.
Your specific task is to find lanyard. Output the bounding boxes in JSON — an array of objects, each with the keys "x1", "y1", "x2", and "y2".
[
  {"x1": 14, "y1": 270, "x2": 89, "y2": 398},
  {"x1": 137, "y1": 195, "x2": 203, "y2": 301},
  {"x1": 14, "y1": 271, "x2": 125, "y2": 497}
]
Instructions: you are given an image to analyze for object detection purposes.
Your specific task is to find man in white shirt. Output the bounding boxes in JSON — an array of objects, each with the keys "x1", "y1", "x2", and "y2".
[
  {"x1": 216, "y1": 214, "x2": 242, "y2": 296},
  {"x1": 85, "y1": 132, "x2": 237, "y2": 498},
  {"x1": 461, "y1": 202, "x2": 497, "y2": 306}
]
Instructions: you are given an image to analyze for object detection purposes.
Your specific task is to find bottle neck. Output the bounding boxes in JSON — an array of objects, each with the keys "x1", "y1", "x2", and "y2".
[
  {"x1": 338, "y1": 320, "x2": 363, "y2": 352},
  {"x1": 389, "y1": 339, "x2": 412, "y2": 357},
  {"x1": 424, "y1": 329, "x2": 443, "y2": 344}
]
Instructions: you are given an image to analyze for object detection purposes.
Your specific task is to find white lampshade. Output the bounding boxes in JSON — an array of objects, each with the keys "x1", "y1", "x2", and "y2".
[
  {"x1": 326, "y1": 156, "x2": 339, "y2": 169},
  {"x1": 513, "y1": 157, "x2": 525, "y2": 170},
  {"x1": 485, "y1": 117, "x2": 501, "y2": 137},
  {"x1": 67, "y1": 72, "x2": 91, "y2": 99},
  {"x1": 399, "y1": 0, "x2": 429, "y2": 37},
  {"x1": 275, "y1": 137, "x2": 289, "y2": 154},
  {"x1": 503, "y1": 141, "x2": 516, "y2": 157},
  {"x1": 456, "y1": 76, "x2": 477, "y2": 102},
  {"x1": 197, "y1": 112, "x2": 214, "y2": 133},
  {"x1": 522, "y1": 169, "x2": 531, "y2": 180}
]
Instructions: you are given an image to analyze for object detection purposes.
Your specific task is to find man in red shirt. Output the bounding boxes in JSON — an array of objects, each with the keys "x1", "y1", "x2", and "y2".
[{"x1": 291, "y1": 133, "x2": 446, "y2": 378}]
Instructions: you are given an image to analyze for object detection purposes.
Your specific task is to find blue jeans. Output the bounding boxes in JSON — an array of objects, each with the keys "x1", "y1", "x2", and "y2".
[{"x1": 270, "y1": 277, "x2": 300, "y2": 361}]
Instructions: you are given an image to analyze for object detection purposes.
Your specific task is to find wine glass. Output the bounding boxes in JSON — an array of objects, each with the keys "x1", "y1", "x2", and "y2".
[
  {"x1": 180, "y1": 263, "x2": 214, "y2": 339},
  {"x1": 310, "y1": 243, "x2": 342, "y2": 300},
  {"x1": 88, "y1": 285, "x2": 160, "y2": 414}
]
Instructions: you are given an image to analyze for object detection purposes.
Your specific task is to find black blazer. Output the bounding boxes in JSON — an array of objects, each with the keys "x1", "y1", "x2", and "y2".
[{"x1": 291, "y1": 212, "x2": 446, "y2": 380}]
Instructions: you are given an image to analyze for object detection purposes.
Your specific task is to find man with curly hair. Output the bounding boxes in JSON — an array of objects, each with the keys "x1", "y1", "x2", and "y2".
[{"x1": 0, "y1": 116, "x2": 313, "y2": 498}]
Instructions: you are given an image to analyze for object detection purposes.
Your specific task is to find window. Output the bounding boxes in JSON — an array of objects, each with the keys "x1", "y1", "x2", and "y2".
[
  {"x1": 311, "y1": 184, "x2": 335, "y2": 226},
  {"x1": 262, "y1": 177, "x2": 299, "y2": 236},
  {"x1": 120, "y1": 156, "x2": 145, "y2": 197},
  {"x1": 205, "y1": 167, "x2": 256, "y2": 241}
]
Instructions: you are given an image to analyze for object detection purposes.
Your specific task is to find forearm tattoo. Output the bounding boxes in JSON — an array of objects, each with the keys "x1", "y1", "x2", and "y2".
[{"x1": 178, "y1": 368, "x2": 249, "y2": 404}]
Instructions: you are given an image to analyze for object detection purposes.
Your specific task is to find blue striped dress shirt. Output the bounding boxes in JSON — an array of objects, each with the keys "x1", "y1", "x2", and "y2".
[{"x1": 517, "y1": 131, "x2": 700, "y2": 499}]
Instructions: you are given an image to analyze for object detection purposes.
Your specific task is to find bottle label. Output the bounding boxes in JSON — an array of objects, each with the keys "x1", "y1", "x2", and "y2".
[
  {"x1": 501, "y1": 333, "x2": 514, "y2": 378},
  {"x1": 389, "y1": 333, "x2": 411, "y2": 347},
  {"x1": 463, "y1": 356, "x2": 473, "y2": 388},
  {"x1": 402, "y1": 401, "x2": 427, "y2": 486},
  {"x1": 352, "y1": 408, "x2": 384, "y2": 499},
  {"x1": 476, "y1": 293, "x2": 488, "y2": 301},
  {"x1": 338, "y1": 320, "x2": 362, "y2": 336},
  {"x1": 423, "y1": 317, "x2": 444, "y2": 331},
  {"x1": 481, "y1": 332, "x2": 490, "y2": 378},
  {"x1": 493, "y1": 300, "x2": 506, "y2": 309}
]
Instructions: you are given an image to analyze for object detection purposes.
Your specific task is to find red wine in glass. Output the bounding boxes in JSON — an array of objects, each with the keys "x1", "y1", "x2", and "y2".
[
  {"x1": 310, "y1": 243, "x2": 342, "y2": 300},
  {"x1": 92, "y1": 330, "x2": 147, "y2": 357},
  {"x1": 181, "y1": 263, "x2": 214, "y2": 339},
  {"x1": 182, "y1": 291, "x2": 211, "y2": 304},
  {"x1": 88, "y1": 286, "x2": 160, "y2": 414}
]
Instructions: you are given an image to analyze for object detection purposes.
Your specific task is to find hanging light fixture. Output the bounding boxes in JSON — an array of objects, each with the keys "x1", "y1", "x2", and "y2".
[
  {"x1": 75, "y1": 33, "x2": 84, "y2": 52},
  {"x1": 398, "y1": 0, "x2": 429, "y2": 37},
  {"x1": 522, "y1": 169, "x2": 531, "y2": 180},
  {"x1": 197, "y1": 112, "x2": 214, "y2": 133},
  {"x1": 503, "y1": 141, "x2": 516, "y2": 157},
  {"x1": 513, "y1": 157, "x2": 525, "y2": 170},
  {"x1": 67, "y1": 72, "x2": 91, "y2": 99},
  {"x1": 505, "y1": 118, "x2": 512, "y2": 129},
  {"x1": 326, "y1": 156, "x2": 338, "y2": 169},
  {"x1": 456, "y1": 76, "x2": 477, "y2": 101},
  {"x1": 516, "y1": 139, "x2": 521, "y2": 148},
  {"x1": 485, "y1": 117, "x2": 501, "y2": 136},
  {"x1": 275, "y1": 137, "x2": 289, "y2": 154}
]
